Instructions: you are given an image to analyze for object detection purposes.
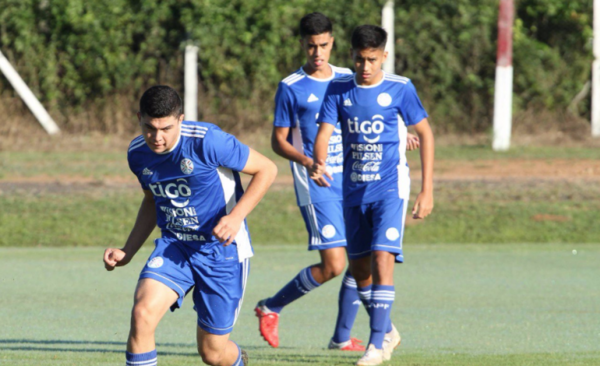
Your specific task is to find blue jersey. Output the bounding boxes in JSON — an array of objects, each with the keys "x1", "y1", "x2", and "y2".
[
  {"x1": 273, "y1": 65, "x2": 352, "y2": 207},
  {"x1": 127, "y1": 121, "x2": 253, "y2": 261},
  {"x1": 318, "y1": 73, "x2": 428, "y2": 207}
]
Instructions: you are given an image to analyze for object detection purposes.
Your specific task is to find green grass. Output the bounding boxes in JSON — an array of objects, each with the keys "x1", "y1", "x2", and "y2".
[
  {"x1": 2, "y1": 145, "x2": 599, "y2": 180},
  {"x1": 1, "y1": 244, "x2": 599, "y2": 365},
  {"x1": 2, "y1": 181, "x2": 599, "y2": 247},
  {"x1": 0, "y1": 151, "x2": 131, "y2": 180}
]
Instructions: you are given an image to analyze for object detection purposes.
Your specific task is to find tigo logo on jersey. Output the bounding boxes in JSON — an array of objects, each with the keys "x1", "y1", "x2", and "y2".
[
  {"x1": 147, "y1": 257, "x2": 164, "y2": 268},
  {"x1": 180, "y1": 158, "x2": 194, "y2": 174},
  {"x1": 149, "y1": 178, "x2": 192, "y2": 208},
  {"x1": 377, "y1": 93, "x2": 392, "y2": 107},
  {"x1": 347, "y1": 115, "x2": 385, "y2": 143}
]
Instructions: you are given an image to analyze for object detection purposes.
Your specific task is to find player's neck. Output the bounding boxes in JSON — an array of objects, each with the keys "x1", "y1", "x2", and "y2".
[{"x1": 302, "y1": 63, "x2": 333, "y2": 79}]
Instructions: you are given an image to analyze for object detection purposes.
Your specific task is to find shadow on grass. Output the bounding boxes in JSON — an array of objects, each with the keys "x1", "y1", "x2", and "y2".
[
  {"x1": 0, "y1": 339, "x2": 355, "y2": 364},
  {"x1": 0, "y1": 339, "x2": 196, "y2": 356}
]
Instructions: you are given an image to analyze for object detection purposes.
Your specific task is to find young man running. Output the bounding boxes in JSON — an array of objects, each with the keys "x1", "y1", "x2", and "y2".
[
  {"x1": 311, "y1": 25, "x2": 435, "y2": 365},
  {"x1": 103, "y1": 85, "x2": 277, "y2": 366},
  {"x1": 255, "y1": 13, "x2": 418, "y2": 352}
]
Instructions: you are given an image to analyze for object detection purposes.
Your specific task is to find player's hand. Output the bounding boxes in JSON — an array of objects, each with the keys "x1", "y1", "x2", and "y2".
[
  {"x1": 309, "y1": 159, "x2": 332, "y2": 187},
  {"x1": 103, "y1": 248, "x2": 128, "y2": 271},
  {"x1": 412, "y1": 191, "x2": 433, "y2": 219},
  {"x1": 406, "y1": 133, "x2": 420, "y2": 151},
  {"x1": 213, "y1": 214, "x2": 243, "y2": 246}
]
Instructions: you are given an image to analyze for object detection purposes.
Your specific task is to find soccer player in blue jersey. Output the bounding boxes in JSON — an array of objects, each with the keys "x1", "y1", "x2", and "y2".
[
  {"x1": 311, "y1": 25, "x2": 434, "y2": 365},
  {"x1": 103, "y1": 85, "x2": 277, "y2": 366},
  {"x1": 254, "y1": 13, "x2": 419, "y2": 352}
]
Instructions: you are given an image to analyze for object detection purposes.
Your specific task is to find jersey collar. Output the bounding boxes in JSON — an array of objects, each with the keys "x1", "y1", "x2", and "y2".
[
  {"x1": 354, "y1": 71, "x2": 386, "y2": 89},
  {"x1": 300, "y1": 64, "x2": 336, "y2": 82}
]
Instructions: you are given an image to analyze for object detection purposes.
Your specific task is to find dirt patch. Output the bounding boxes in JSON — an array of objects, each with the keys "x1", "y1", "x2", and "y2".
[
  {"x1": 531, "y1": 214, "x2": 571, "y2": 222},
  {"x1": 429, "y1": 159, "x2": 600, "y2": 181},
  {"x1": 2, "y1": 158, "x2": 599, "y2": 195}
]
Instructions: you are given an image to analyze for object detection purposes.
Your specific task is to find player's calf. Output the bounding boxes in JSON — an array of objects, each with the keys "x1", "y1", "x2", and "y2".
[{"x1": 197, "y1": 331, "x2": 242, "y2": 366}]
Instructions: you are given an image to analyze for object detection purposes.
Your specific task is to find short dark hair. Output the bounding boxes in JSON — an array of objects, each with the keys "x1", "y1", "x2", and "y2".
[
  {"x1": 351, "y1": 25, "x2": 387, "y2": 50},
  {"x1": 299, "y1": 12, "x2": 333, "y2": 37},
  {"x1": 139, "y1": 85, "x2": 183, "y2": 118}
]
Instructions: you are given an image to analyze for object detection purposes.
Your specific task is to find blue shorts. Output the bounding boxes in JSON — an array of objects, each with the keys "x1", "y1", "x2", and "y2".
[
  {"x1": 300, "y1": 200, "x2": 347, "y2": 251},
  {"x1": 139, "y1": 237, "x2": 249, "y2": 335},
  {"x1": 344, "y1": 198, "x2": 408, "y2": 263}
]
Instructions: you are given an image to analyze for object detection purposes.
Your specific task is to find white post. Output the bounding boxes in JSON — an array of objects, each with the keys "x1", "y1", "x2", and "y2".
[
  {"x1": 592, "y1": 0, "x2": 600, "y2": 137},
  {"x1": 382, "y1": 0, "x2": 395, "y2": 74},
  {"x1": 0, "y1": 50, "x2": 60, "y2": 135},
  {"x1": 492, "y1": 0, "x2": 514, "y2": 151},
  {"x1": 184, "y1": 45, "x2": 199, "y2": 122},
  {"x1": 493, "y1": 66, "x2": 513, "y2": 150}
]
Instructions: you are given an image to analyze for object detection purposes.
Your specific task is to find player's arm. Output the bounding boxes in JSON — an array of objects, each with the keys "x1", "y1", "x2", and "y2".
[
  {"x1": 411, "y1": 118, "x2": 434, "y2": 219},
  {"x1": 212, "y1": 149, "x2": 277, "y2": 245},
  {"x1": 272, "y1": 126, "x2": 333, "y2": 187},
  {"x1": 309, "y1": 122, "x2": 335, "y2": 186},
  {"x1": 103, "y1": 189, "x2": 156, "y2": 271},
  {"x1": 271, "y1": 126, "x2": 312, "y2": 167}
]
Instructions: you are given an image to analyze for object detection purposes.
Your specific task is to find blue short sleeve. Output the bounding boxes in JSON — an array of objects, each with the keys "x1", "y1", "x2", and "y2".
[
  {"x1": 399, "y1": 81, "x2": 428, "y2": 126},
  {"x1": 127, "y1": 153, "x2": 149, "y2": 190},
  {"x1": 273, "y1": 82, "x2": 297, "y2": 128},
  {"x1": 317, "y1": 84, "x2": 340, "y2": 126},
  {"x1": 204, "y1": 128, "x2": 250, "y2": 171}
]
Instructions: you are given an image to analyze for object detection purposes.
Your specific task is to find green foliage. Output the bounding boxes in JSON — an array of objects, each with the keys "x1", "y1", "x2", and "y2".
[{"x1": 0, "y1": 0, "x2": 592, "y2": 132}]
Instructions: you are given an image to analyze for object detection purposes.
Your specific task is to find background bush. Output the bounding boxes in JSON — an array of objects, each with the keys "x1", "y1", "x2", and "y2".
[{"x1": 0, "y1": 0, "x2": 593, "y2": 134}]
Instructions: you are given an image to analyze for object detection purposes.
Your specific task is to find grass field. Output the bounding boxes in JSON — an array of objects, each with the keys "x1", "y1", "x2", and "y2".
[
  {"x1": 1, "y1": 244, "x2": 599, "y2": 365},
  {"x1": 1, "y1": 144, "x2": 599, "y2": 179},
  {"x1": 2, "y1": 138, "x2": 600, "y2": 365},
  {"x1": 2, "y1": 179, "x2": 600, "y2": 247}
]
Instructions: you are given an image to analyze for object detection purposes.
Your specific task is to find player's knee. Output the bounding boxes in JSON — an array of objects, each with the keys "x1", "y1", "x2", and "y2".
[
  {"x1": 329, "y1": 261, "x2": 346, "y2": 278},
  {"x1": 371, "y1": 251, "x2": 395, "y2": 283},
  {"x1": 197, "y1": 347, "x2": 223, "y2": 366},
  {"x1": 131, "y1": 303, "x2": 158, "y2": 331},
  {"x1": 320, "y1": 261, "x2": 345, "y2": 281}
]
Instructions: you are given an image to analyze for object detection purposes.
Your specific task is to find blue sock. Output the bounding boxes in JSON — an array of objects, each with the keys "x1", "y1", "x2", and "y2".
[
  {"x1": 126, "y1": 350, "x2": 157, "y2": 366},
  {"x1": 357, "y1": 284, "x2": 372, "y2": 311},
  {"x1": 358, "y1": 284, "x2": 393, "y2": 334},
  {"x1": 368, "y1": 285, "x2": 395, "y2": 349},
  {"x1": 332, "y1": 271, "x2": 361, "y2": 343},
  {"x1": 265, "y1": 266, "x2": 320, "y2": 313},
  {"x1": 231, "y1": 342, "x2": 242, "y2": 366}
]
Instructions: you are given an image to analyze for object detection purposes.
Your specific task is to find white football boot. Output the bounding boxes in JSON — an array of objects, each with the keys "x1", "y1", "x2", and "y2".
[
  {"x1": 382, "y1": 323, "x2": 401, "y2": 361},
  {"x1": 355, "y1": 344, "x2": 384, "y2": 366}
]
